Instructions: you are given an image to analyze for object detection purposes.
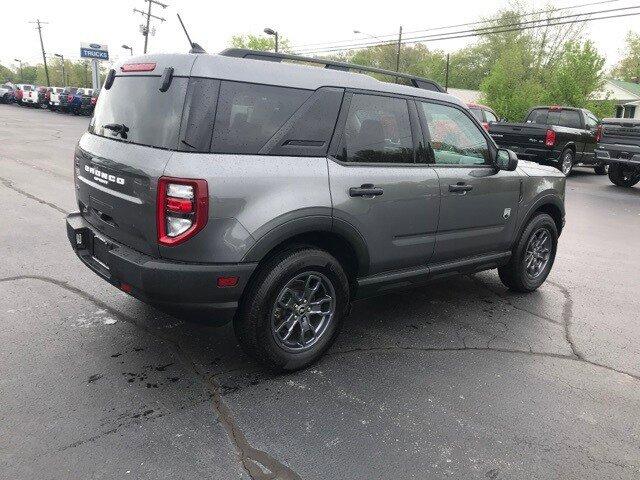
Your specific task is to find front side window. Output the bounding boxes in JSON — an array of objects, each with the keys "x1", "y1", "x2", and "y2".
[
  {"x1": 211, "y1": 81, "x2": 311, "y2": 154},
  {"x1": 337, "y1": 93, "x2": 414, "y2": 164},
  {"x1": 419, "y1": 101, "x2": 491, "y2": 166}
]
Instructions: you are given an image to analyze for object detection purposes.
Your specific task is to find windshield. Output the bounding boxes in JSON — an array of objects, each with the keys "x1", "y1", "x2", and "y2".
[{"x1": 89, "y1": 76, "x2": 188, "y2": 150}]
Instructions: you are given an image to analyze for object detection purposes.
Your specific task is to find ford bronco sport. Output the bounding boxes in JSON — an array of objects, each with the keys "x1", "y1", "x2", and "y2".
[{"x1": 66, "y1": 49, "x2": 566, "y2": 371}]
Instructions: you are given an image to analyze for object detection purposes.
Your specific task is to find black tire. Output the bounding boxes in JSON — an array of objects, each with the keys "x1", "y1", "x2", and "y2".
[
  {"x1": 498, "y1": 213, "x2": 558, "y2": 293},
  {"x1": 608, "y1": 164, "x2": 640, "y2": 188},
  {"x1": 593, "y1": 164, "x2": 608, "y2": 175},
  {"x1": 558, "y1": 149, "x2": 574, "y2": 176},
  {"x1": 235, "y1": 247, "x2": 350, "y2": 371}
]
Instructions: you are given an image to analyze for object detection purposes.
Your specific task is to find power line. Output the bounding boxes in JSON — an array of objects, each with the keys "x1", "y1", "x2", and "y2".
[
  {"x1": 290, "y1": 0, "x2": 623, "y2": 51},
  {"x1": 295, "y1": 5, "x2": 640, "y2": 55},
  {"x1": 134, "y1": 0, "x2": 168, "y2": 54},
  {"x1": 28, "y1": 19, "x2": 51, "y2": 86}
]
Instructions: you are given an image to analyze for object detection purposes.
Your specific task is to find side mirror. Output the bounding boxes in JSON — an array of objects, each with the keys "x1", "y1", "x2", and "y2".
[{"x1": 495, "y1": 148, "x2": 518, "y2": 171}]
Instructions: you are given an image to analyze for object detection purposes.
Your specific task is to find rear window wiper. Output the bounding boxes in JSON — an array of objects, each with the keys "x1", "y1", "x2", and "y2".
[{"x1": 103, "y1": 123, "x2": 129, "y2": 139}]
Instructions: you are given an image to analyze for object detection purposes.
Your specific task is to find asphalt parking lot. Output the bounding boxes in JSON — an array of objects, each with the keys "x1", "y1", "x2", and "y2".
[{"x1": 1, "y1": 103, "x2": 639, "y2": 480}]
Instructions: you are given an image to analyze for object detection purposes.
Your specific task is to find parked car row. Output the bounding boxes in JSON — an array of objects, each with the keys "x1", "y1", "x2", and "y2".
[{"x1": 1, "y1": 83, "x2": 97, "y2": 115}]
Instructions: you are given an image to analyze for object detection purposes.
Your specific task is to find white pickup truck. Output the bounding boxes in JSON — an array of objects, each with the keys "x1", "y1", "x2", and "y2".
[
  {"x1": 21, "y1": 84, "x2": 40, "y2": 106},
  {"x1": 48, "y1": 87, "x2": 65, "y2": 110}
]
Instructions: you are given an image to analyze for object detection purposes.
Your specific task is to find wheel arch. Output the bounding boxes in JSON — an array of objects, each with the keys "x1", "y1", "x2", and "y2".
[
  {"x1": 242, "y1": 217, "x2": 370, "y2": 288},
  {"x1": 515, "y1": 194, "x2": 565, "y2": 247}
]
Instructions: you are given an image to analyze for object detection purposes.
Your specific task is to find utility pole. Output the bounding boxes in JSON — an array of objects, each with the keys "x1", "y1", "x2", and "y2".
[
  {"x1": 54, "y1": 54, "x2": 66, "y2": 86},
  {"x1": 28, "y1": 19, "x2": 50, "y2": 86},
  {"x1": 395, "y1": 25, "x2": 403, "y2": 73},
  {"x1": 444, "y1": 53, "x2": 450, "y2": 92},
  {"x1": 134, "y1": 0, "x2": 167, "y2": 54}
]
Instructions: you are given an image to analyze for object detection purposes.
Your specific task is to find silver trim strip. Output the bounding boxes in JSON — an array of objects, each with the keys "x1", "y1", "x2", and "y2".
[{"x1": 77, "y1": 175, "x2": 143, "y2": 204}]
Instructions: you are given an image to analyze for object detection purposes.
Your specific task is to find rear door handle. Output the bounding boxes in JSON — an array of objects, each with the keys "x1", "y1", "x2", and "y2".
[
  {"x1": 349, "y1": 184, "x2": 384, "y2": 197},
  {"x1": 449, "y1": 183, "x2": 473, "y2": 194}
]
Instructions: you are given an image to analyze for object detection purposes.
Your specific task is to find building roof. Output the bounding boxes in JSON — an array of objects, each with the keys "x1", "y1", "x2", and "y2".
[
  {"x1": 608, "y1": 79, "x2": 640, "y2": 97},
  {"x1": 447, "y1": 87, "x2": 482, "y2": 104}
]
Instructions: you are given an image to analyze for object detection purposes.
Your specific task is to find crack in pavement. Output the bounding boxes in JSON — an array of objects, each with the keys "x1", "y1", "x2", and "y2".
[
  {"x1": 0, "y1": 176, "x2": 69, "y2": 215},
  {"x1": 0, "y1": 275, "x2": 301, "y2": 480},
  {"x1": 1, "y1": 155, "x2": 72, "y2": 181}
]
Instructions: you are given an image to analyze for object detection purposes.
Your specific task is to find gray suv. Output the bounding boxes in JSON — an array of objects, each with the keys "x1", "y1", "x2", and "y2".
[{"x1": 66, "y1": 49, "x2": 566, "y2": 370}]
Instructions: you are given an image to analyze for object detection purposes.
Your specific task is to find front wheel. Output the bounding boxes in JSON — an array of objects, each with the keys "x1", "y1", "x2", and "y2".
[
  {"x1": 235, "y1": 248, "x2": 350, "y2": 371},
  {"x1": 498, "y1": 213, "x2": 558, "y2": 293},
  {"x1": 608, "y1": 164, "x2": 640, "y2": 187},
  {"x1": 594, "y1": 164, "x2": 608, "y2": 175}
]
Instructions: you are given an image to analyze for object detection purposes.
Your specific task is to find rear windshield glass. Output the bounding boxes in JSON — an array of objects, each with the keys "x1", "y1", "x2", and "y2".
[
  {"x1": 89, "y1": 76, "x2": 188, "y2": 150},
  {"x1": 23, "y1": 85, "x2": 32, "y2": 91}
]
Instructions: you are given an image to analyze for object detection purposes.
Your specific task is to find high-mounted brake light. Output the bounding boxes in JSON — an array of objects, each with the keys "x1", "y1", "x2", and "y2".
[
  {"x1": 157, "y1": 177, "x2": 208, "y2": 246},
  {"x1": 121, "y1": 62, "x2": 156, "y2": 72},
  {"x1": 545, "y1": 129, "x2": 556, "y2": 147},
  {"x1": 549, "y1": 105, "x2": 562, "y2": 111}
]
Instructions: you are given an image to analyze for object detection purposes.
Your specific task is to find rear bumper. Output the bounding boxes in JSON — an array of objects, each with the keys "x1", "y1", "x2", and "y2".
[
  {"x1": 66, "y1": 212, "x2": 257, "y2": 323},
  {"x1": 595, "y1": 145, "x2": 640, "y2": 168}
]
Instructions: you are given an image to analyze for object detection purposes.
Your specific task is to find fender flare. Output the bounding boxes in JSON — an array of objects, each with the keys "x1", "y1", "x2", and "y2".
[
  {"x1": 515, "y1": 193, "x2": 565, "y2": 245},
  {"x1": 242, "y1": 215, "x2": 370, "y2": 274}
]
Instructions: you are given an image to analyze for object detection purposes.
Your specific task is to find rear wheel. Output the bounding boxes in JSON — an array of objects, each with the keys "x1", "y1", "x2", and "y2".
[
  {"x1": 235, "y1": 248, "x2": 350, "y2": 371},
  {"x1": 498, "y1": 213, "x2": 558, "y2": 293},
  {"x1": 559, "y1": 149, "x2": 574, "y2": 176},
  {"x1": 608, "y1": 164, "x2": 640, "y2": 187}
]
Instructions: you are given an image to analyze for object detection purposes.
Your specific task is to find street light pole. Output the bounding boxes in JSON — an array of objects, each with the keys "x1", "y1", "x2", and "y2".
[
  {"x1": 122, "y1": 44, "x2": 134, "y2": 56},
  {"x1": 54, "y1": 54, "x2": 66, "y2": 86},
  {"x1": 264, "y1": 28, "x2": 279, "y2": 52},
  {"x1": 14, "y1": 59, "x2": 23, "y2": 83}
]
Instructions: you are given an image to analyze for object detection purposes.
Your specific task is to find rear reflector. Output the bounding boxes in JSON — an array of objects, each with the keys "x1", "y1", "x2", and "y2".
[
  {"x1": 120, "y1": 283, "x2": 133, "y2": 293},
  {"x1": 217, "y1": 276, "x2": 239, "y2": 288},
  {"x1": 121, "y1": 62, "x2": 156, "y2": 72}
]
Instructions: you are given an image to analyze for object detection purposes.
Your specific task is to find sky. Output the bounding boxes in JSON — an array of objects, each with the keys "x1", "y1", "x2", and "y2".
[{"x1": 1, "y1": 0, "x2": 638, "y2": 73}]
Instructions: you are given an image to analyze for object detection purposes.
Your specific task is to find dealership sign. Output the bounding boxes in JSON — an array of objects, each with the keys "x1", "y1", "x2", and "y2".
[{"x1": 80, "y1": 42, "x2": 109, "y2": 61}]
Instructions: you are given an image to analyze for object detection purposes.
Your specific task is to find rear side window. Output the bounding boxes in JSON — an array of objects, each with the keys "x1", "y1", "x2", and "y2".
[
  {"x1": 527, "y1": 109, "x2": 547, "y2": 124},
  {"x1": 337, "y1": 93, "x2": 414, "y2": 164},
  {"x1": 559, "y1": 110, "x2": 581, "y2": 129},
  {"x1": 211, "y1": 81, "x2": 311, "y2": 154},
  {"x1": 485, "y1": 110, "x2": 498, "y2": 123},
  {"x1": 89, "y1": 76, "x2": 188, "y2": 150}
]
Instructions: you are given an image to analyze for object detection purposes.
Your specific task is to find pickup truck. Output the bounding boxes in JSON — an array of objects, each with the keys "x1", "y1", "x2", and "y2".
[
  {"x1": 595, "y1": 118, "x2": 640, "y2": 188},
  {"x1": 489, "y1": 106, "x2": 605, "y2": 176}
]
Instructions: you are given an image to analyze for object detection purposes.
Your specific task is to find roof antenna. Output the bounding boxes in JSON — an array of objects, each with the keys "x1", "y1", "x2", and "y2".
[{"x1": 177, "y1": 12, "x2": 206, "y2": 54}]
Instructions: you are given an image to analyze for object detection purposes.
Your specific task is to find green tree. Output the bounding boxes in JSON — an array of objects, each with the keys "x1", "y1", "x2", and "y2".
[
  {"x1": 612, "y1": 31, "x2": 640, "y2": 82},
  {"x1": 544, "y1": 41, "x2": 606, "y2": 107},
  {"x1": 0, "y1": 64, "x2": 16, "y2": 83},
  {"x1": 230, "y1": 34, "x2": 290, "y2": 52}
]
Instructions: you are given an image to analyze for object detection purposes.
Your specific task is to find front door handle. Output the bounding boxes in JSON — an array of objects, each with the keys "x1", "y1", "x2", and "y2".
[
  {"x1": 349, "y1": 184, "x2": 384, "y2": 197},
  {"x1": 449, "y1": 183, "x2": 473, "y2": 194}
]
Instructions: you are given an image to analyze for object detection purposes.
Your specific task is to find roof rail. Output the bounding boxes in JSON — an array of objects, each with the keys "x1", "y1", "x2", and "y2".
[{"x1": 219, "y1": 48, "x2": 445, "y2": 93}]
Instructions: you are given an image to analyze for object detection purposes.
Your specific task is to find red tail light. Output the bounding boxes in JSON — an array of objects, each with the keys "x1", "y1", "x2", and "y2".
[
  {"x1": 545, "y1": 129, "x2": 556, "y2": 147},
  {"x1": 595, "y1": 124, "x2": 602, "y2": 142},
  {"x1": 90, "y1": 96, "x2": 97, "y2": 106},
  {"x1": 67, "y1": 94, "x2": 74, "y2": 102},
  {"x1": 157, "y1": 177, "x2": 208, "y2": 246}
]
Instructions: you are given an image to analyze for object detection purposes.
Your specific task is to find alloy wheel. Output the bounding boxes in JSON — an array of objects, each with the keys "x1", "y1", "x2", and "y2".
[
  {"x1": 270, "y1": 271, "x2": 336, "y2": 352},
  {"x1": 561, "y1": 152, "x2": 573, "y2": 176},
  {"x1": 524, "y1": 227, "x2": 552, "y2": 278}
]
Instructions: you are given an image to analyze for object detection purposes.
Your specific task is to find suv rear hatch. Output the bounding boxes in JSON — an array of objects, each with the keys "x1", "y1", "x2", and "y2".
[{"x1": 76, "y1": 55, "x2": 196, "y2": 257}]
